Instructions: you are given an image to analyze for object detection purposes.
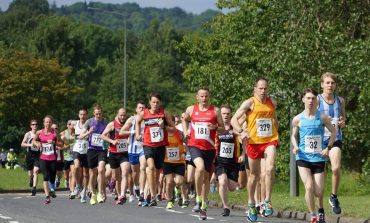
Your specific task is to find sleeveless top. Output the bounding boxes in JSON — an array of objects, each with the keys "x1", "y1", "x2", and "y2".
[
  {"x1": 27, "y1": 131, "x2": 40, "y2": 155},
  {"x1": 88, "y1": 118, "x2": 108, "y2": 151},
  {"x1": 63, "y1": 130, "x2": 75, "y2": 161},
  {"x1": 73, "y1": 120, "x2": 88, "y2": 154},
  {"x1": 246, "y1": 97, "x2": 279, "y2": 144},
  {"x1": 128, "y1": 116, "x2": 144, "y2": 154},
  {"x1": 215, "y1": 128, "x2": 240, "y2": 164},
  {"x1": 188, "y1": 104, "x2": 218, "y2": 150},
  {"x1": 296, "y1": 111, "x2": 326, "y2": 162},
  {"x1": 143, "y1": 108, "x2": 168, "y2": 147},
  {"x1": 164, "y1": 130, "x2": 185, "y2": 164},
  {"x1": 318, "y1": 94, "x2": 342, "y2": 142},
  {"x1": 39, "y1": 129, "x2": 57, "y2": 161},
  {"x1": 109, "y1": 120, "x2": 129, "y2": 154}
]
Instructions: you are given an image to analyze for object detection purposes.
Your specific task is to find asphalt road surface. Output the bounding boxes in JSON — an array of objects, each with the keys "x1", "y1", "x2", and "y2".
[{"x1": 0, "y1": 192, "x2": 307, "y2": 223}]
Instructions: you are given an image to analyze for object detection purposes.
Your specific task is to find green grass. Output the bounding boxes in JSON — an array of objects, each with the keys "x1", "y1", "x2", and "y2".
[
  {"x1": 0, "y1": 168, "x2": 57, "y2": 191},
  {"x1": 210, "y1": 172, "x2": 370, "y2": 220}
]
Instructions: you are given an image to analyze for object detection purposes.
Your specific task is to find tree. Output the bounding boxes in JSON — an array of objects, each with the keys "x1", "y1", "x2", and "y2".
[{"x1": 179, "y1": 0, "x2": 370, "y2": 179}]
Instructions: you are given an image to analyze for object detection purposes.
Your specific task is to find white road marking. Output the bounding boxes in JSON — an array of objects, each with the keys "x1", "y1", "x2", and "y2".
[
  {"x1": 9, "y1": 221, "x2": 19, "y2": 223},
  {"x1": 0, "y1": 216, "x2": 12, "y2": 219},
  {"x1": 12, "y1": 197, "x2": 22, "y2": 199},
  {"x1": 189, "y1": 214, "x2": 214, "y2": 220},
  {"x1": 154, "y1": 207, "x2": 164, "y2": 209},
  {"x1": 166, "y1": 209, "x2": 184, "y2": 214}
]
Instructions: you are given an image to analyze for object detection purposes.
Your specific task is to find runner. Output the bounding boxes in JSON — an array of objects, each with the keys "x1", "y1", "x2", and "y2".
[
  {"x1": 79, "y1": 104, "x2": 108, "y2": 205},
  {"x1": 101, "y1": 108, "x2": 130, "y2": 205},
  {"x1": 70, "y1": 109, "x2": 89, "y2": 202},
  {"x1": 32, "y1": 115, "x2": 62, "y2": 205},
  {"x1": 318, "y1": 72, "x2": 345, "y2": 214},
  {"x1": 292, "y1": 88, "x2": 337, "y2": 223},
  {"x1": 119, "y1": 100, "x2": 146, "y2": 203},
  {"x1": 215, "y1": 104, "x2": 245, "y2": 217},
  {"x1": 182, "y1": 86, "x2": 224, "y2": 220},
  {"x1": 135, "y1": 92, "x2": 175, "y2": 207},
  {"x1": 163, "y1": 115, "x2": 187, "y2": 209},
  {"x1": 21, "y1": 119, "x2": 40, "y2": 196},
  {"x1": 231, "y1": 77, "x2": 279, "y2": 222},
  {"x1": 61, "y1": 120, "x2": 76, "y2": 198}
]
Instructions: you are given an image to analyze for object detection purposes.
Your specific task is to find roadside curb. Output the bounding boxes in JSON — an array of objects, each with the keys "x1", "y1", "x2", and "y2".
[
  {"x1": 0, "y1": 188, "x2": 69, "y2": 194},
  {"x1": 208, "y1": 200, "x2": 369, "y2": 223}
]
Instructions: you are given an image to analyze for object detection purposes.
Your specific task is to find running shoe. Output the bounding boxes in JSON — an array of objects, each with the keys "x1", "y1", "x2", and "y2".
[
  {"x1": 192, "y1": 201, "x2": 202, "y2": 213},
  {"x1": 263, "y1": 200, "x2": 273, "y2": 217},
  {"x1": 138, "y1": 193, "x2": 145, "y2": 202},
  {"x1": 44, "y1": 197, "x2": 51, "y2": 205},
  {"x1": 115, "y1": 196, "x2": 127, "y2": 205},
  {"x1": 55, "y1": 179, "x2": 60, "y2": 188},
  {"x1": 80, "y1": 190, "x2": 87, "y2": 203},
  {"x1": 141, "y1": 200, "x2": 149, "y2": 207},
  {"x1": 156, "y1": 194, "x2": 162, "y2": 202},
  {"x1": 134, "y1": 189, "x2": 140, "y2": 198},
  {"x1": 149, "y1": 199, "x2": 157, "y2": 207},
  {"x1": 69, "y1": 186, "x2": 79, "y2": 199},
  {"x1": 31, "y1": 187, "x2": 36, "y2": 196},
  {"x1": 161, "y1": 193, "x2": 166, "y2": 200},
  {"x1": 129, "y1": 194, "x2": 135, "y2": 203},
  {"x1": 49, "y1": 190, "x2": 57, "y2": 198},
  {"x1": 90, "y1": 193, "x2": 97, "y2": 205},
  {"x1": 166, "y1": 201, "x2": 174, "y2": 209},
  {"x1": 318, "y1": 212, "x2": 326, "y2": 223},
  {"x1": 108, "y1": 180, "x2": 116, "y2": 193},
  {"x1": 181, "y1": 200, "x2": 189, "y2": 208},
  {"x1": 329, "y1": 196, "x2": 341, "y2": 214},
  {"x1": 247, "y1": 205, "x2": 258, "y2": 222},
  {"x1": 309, "y1": 215, "x2": 317, "y2": 223},
  {"x1": 97, "y1": 192, "x2": 104, "y2": 203},
  {"x1": 221, "y1": 208, "x2": 230, "y2": 217},
  {"x1": 199, "y1": 209, "x2": 207, "y2": 220}
]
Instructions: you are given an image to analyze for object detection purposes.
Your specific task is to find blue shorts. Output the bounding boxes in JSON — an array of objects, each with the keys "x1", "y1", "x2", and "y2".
[{"x1": 128, "y1": 151, "x2": 145, "y2": 165}]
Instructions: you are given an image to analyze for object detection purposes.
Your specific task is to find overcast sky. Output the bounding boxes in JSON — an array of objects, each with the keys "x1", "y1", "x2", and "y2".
[{"x1": 1, "y1": 0, "x2": 219, "y2": 14}]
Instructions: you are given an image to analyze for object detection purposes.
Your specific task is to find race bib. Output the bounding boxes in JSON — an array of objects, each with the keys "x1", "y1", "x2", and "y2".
[
  {"x1": 219, "y1": 142, "x2": 234, "y2": 159},
  {"x1": 42, "y1": 143, "x2": 54, "y2": 156},
  {"x1": 91, "y1": 133, "x2": 103, "y2": 147},
  {"x1": 167, "y1": 147, "x2": 180, "y2": 161},
  {"x1": 256, "y1": 118, "x2": 273, "y2": 137},
  {"x1": 324, "y1": 118, "x2": 339, "y2": 138},
  {"x1": 117, "y1": 139, "x2": 128, "y2": 152},
  {"x1": 73, "y1": 139, "x2": 88, "y2": 154},
  {"x1": 67, "y1": 148, "x2": 74, "y2": 157},
  {"x1": 304, "y1": 135, "x2": 322, "y2": 154},
  {"x1": 194, "y1": 122, "x2": 210, "y2": 140},
  {"x1": 150, "y1": 127, "x2": 164, "y2": 143}
]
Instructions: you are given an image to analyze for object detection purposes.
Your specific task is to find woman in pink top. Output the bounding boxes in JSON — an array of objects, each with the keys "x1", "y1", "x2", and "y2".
[{"x1": 33, "y1": 115, "x2": 62, "y2": 205}]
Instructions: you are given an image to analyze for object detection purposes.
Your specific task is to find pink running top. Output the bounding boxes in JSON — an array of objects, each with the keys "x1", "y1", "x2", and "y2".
[{"x1": 39, "y1": 129, "x2": 57, "y2": 161}]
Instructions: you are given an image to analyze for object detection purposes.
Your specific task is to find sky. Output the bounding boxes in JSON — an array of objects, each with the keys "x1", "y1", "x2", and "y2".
[{"x1": 0, "y1": 0, "x2": 219, "y2": 14}]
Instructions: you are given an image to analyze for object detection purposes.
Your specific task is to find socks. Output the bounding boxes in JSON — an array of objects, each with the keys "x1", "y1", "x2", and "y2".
[{"x1": 196, "y1": 195, "x2": 202, "y2": 203}]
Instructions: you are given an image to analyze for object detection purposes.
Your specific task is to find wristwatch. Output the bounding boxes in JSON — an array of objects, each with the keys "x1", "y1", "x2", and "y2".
[{"x1": 238, "y1": 128, "x2": 243, "y2": 135}]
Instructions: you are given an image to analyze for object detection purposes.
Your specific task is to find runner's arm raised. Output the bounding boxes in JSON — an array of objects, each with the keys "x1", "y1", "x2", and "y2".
[
  {"x1": 291, "y1": 116, "x2": 300, "y2": 155},
  {"x1": 135, "y1": 112, "x2": 144, "y2": 141},
  {"x1": 231, "y1": 99, "x2": 253, "y2": 140},
  {"x1": 321, "y1": 113, "x2": 337, "y2": 157},
  {"x1": 21, "y1": 132, "x2": 31, "y2": 148},
  {"x1": 182, "y1": 106, "x2": 193, "y2": 139},
  {"x1": 119, "y1": 116, "x2": 134, "y2": 136},
  {"x1": 101, "y1": 122, "x2": 116, "y2": 145}
]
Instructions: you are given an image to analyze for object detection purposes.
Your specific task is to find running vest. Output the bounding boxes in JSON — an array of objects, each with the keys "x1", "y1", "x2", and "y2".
[
  {"x1": 128, "y1": 116, "x2": 144, "y2": 154},
  {"x1": 39, "y1": 129, "x2": 57, "y2": 161},
  {"x1": 246, "y1": 97, "x2": 279, "y2": 144},
  {"x1": 164, "y1": 130, "x2": 185, "y2": 164},
  {"x1": 109, "y1": 120, "x2": 129, "y2": 154},
  {"x1": 215, "y1": 128, "x2": 240, "y2": 164},
  {"x1": 88, "y1": 118, "x2": 108, "y2": 150},
  {"x1": 188, "y1": 104, "x2": 218, "y2": 150},
  {"x1": 27, "y1": 131, "x2": 40, "y2": 154},
  {"x1": 297, "y1": 111, "x2": 326, "y2": 162},
  {"x1": 143, "y1": 108, "x2": 168, "y2": 147},
  {"x1": 63, "y1": 130, "x2": 75, "y2": 161},
  {"x1": 318, "y1": 94, "x2": 342, "y2": 142},
  {"x1": 73, "y1": 120, "x2": 88, "y2": 154}
]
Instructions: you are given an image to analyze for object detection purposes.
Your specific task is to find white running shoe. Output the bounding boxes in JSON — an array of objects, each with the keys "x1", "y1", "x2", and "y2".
[{"x1": 129, "y1": 194, "x2": 135, "y2": 203}]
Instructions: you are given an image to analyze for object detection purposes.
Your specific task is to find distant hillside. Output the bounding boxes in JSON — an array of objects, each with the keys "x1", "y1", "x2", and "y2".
[{"x1": 52, "y1": 1, "x2": 220, "y2": 32}]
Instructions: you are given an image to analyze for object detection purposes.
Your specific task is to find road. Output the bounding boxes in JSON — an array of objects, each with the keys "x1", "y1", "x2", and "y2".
[{"x1": 0, "y1": 192, "x2": 306, "y2": 223}]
